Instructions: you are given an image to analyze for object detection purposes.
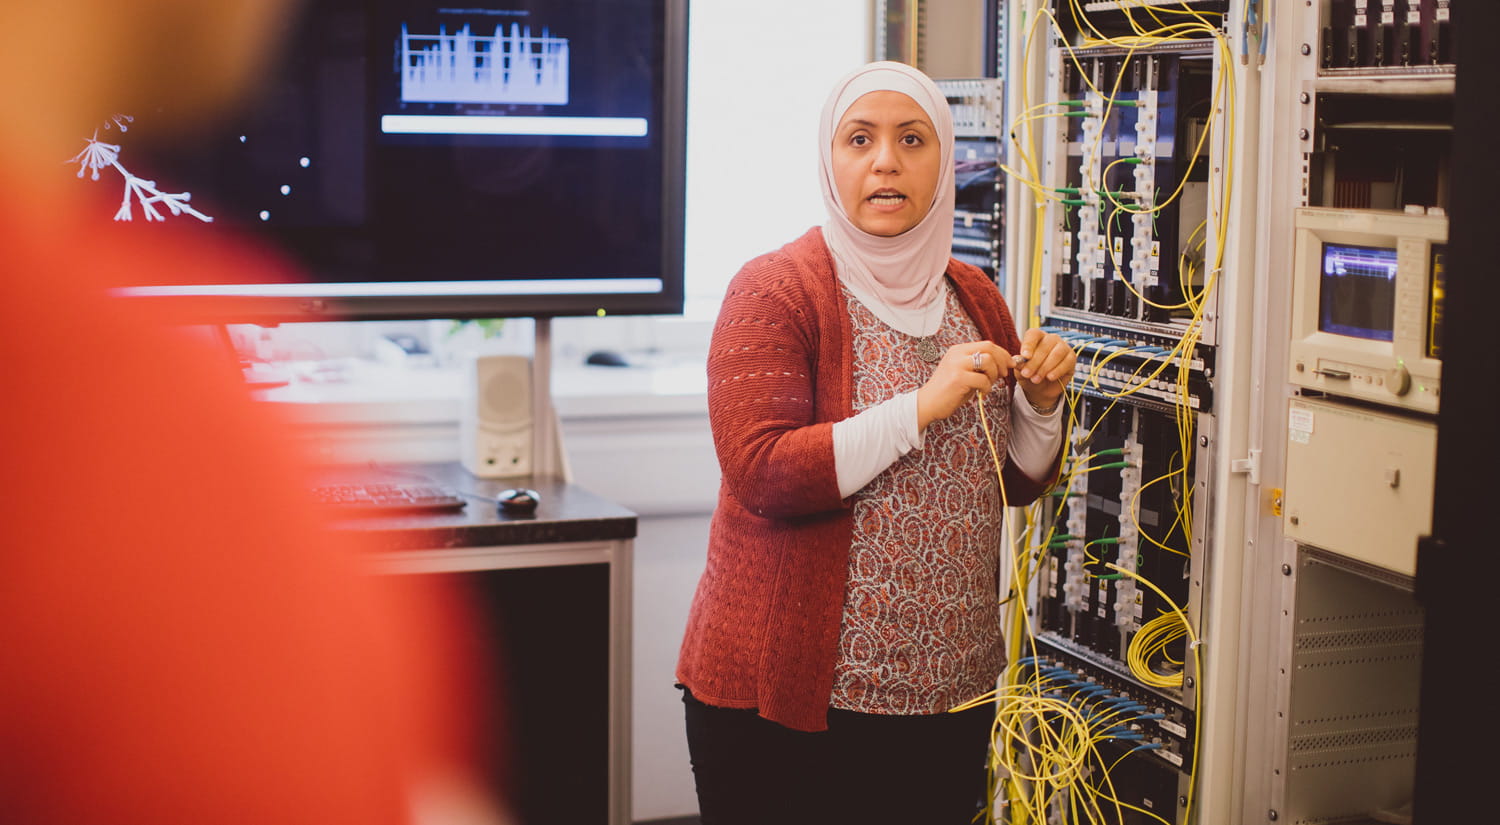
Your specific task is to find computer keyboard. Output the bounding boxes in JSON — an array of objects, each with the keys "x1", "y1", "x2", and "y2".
[{"x1": 312, "y1": 482, "x2": 468, "y2": 516}]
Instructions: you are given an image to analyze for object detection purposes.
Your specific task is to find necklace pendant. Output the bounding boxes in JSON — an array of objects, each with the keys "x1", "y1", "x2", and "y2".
[{"x1": 915, "y1": 336, "x2": 941, "y2": 363}]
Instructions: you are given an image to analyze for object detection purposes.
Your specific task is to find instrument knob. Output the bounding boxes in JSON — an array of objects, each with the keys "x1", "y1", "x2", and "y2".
[{"x1": 1387, "y1": 364, "x2": 1412, "y2": 396}]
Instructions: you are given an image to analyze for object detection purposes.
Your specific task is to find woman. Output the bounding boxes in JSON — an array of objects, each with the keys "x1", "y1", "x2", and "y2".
[{"x1": 676, "y1": 62, "x2": 1076, "y2": 824}]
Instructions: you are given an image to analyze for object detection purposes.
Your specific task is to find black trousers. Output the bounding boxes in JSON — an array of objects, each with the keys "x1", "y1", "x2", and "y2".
[{"x1": 682, "y1": 687, "x2": 994, "y2": 825}]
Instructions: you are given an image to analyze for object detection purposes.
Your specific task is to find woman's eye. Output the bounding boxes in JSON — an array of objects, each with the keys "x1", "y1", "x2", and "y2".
[
  {"x1": 850, "y1": 134, "x2": 869, "y2": 147},
  {"x1": 900, "y1": 133, "x2": 922, "y2": 146}
]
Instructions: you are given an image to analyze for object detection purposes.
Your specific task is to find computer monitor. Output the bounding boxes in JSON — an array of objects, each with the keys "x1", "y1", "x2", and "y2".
[
  {"x1": 96, "y1": 0, "x2": 686, "y2": 323},
  {"x1": 1288, "y1": 207, "x2": 1446, "y2": 413}
]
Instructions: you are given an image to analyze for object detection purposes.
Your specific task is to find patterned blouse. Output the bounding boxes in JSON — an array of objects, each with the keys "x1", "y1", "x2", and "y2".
[{"x1": 830, "y1": 279, "x2": 1010, "y2": 716}]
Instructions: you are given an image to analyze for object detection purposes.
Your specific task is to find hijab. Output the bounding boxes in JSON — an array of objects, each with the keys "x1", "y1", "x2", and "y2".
[{"x1": 818, "y1": 61, "x2": 956, "y2": 318}]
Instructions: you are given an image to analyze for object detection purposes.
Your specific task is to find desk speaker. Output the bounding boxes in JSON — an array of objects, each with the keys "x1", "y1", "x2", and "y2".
[{"x1": 460, "y1": 354, "x2": 533, "y2": 478}]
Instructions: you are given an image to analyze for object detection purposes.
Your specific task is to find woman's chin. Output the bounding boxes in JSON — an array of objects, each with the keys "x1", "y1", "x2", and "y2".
[{"x1": 853, "y1": 214, "x2": 920, "y2": 237}]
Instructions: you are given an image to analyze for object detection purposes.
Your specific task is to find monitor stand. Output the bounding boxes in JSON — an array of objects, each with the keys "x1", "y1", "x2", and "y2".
[{"x1": 529, "y1": 317, "x2": 569, "y2": 481}]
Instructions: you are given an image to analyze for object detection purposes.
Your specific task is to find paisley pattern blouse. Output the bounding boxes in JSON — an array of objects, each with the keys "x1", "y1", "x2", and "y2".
[{"x1": 830, "y1": 280, "x2": 1011, "y2": 715}]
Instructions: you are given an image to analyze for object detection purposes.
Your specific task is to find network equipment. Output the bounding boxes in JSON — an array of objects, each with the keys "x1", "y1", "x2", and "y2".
[
  {"x1": 1278, "y1": 548, "x2": 1424, "y2": 823},
  {"x1": 1322, "y1": 0, "x2": 1455, "y2": 69},
  {"x1": 1036, "y1": 392, "x2": 1209, "y2": 657},
  {"x1": 1282, "y1": 398, "x2": 1436, "y2": 575},
  {"x1": 1011, "y1": 648, "x2": 1195, "y2": 822},
  {"x1": 987, "y1": 5, "x2": 1232, "y2": 819},
  {"x1": 1287, "y1": 207, "x2": 1446, "y2": 413},
  {"x1": 1041, "y1": 44, "x2": 1219, "y2": 340},
  {"x1": 939, "y1": 78, "x2": 1006, "y2": 288},
  {"x1": 1058, "y1": 0, "x2": 1229, "y2": 40}
]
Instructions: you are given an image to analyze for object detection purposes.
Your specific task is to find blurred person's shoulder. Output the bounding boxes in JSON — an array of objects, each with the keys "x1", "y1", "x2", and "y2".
[{"x1": 0, "y1": 171, "x2": 328, "y2": 543}]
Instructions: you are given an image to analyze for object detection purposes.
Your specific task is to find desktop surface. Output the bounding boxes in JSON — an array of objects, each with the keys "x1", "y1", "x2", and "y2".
[{"x1": 312, "y1": 462, "x2": 637, "y2": 551}]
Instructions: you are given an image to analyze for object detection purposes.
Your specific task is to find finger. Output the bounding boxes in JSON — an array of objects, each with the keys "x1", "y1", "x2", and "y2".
[
  {"x1": 983, "y1": 342, "x2": 1015, "y2": 379},
  {"x1": 1035, "y1": 346, "x2": 1077, "y2": 385},
  {"x1": 1022, "y1": 335, "x2": 1069, "y2": 380},
  {"x1": 1015, "y1": 336, "x2": 1048, "y2": 378},
  {"x1": 962, "y1": 344, "x2": 1006, "y2": 384},
  {"x1": 1018, "y1": 328, "x2": 1046, "y2": 360},
  {"x1": 1021, "y1": 340, "x2": 1064, "y2": 382},
  {"x1": 967, "y1": 351, "x2": 1000, "y2": 386},
  {"x1": 962, "y1": 370, "x2": 994, "y2": 397}
]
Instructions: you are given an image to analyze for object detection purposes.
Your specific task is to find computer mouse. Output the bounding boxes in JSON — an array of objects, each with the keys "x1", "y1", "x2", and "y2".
[
  {"x1": 497, "y1": 487, "x2": 541, "y2": 516},
  {"x1": 585, "y1": 349, "x2": 630, "y2": 367}
]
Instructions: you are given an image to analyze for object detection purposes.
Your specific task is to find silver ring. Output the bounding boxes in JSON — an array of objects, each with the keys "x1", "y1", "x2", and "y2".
[{"x1": 971, "y1": 352, "x2": 985, "y2": 371}]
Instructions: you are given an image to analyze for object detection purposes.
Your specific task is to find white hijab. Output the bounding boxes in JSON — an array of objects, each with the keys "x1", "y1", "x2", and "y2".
[{"x1": 819, "y1": 61, "x2": 955, "y2": 319}]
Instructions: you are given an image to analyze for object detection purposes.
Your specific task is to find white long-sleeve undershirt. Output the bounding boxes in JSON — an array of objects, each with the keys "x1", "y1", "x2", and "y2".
[{"x1": 832, "y1": 385, "x2": 1063, "y2": 499}]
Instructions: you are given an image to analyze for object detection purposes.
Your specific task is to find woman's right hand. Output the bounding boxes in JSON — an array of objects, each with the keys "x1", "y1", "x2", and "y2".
[{"x1": 916, "y1": 341, "x2": 1015, "y2": 430}]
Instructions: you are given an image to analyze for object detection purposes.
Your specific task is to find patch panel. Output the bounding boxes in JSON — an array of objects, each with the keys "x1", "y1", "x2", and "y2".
[
  {"x1": 1044, "y1": 45, "x2": 1217, "y2": 337},
  {"x1": 1042, "y1": 323, "x2": 1214, "y2": 413},
  {"x1": 1018, "y1": 648, "x2": 1195, "y2": 765},
  {"x1": 1011, "y1": 644, "x2": 1197, "y2": 824},
  {"x1": 1036, "y1": 394, "x2": 1204, "y2": 670}
]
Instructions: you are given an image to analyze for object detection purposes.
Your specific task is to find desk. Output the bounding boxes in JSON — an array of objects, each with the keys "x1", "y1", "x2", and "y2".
[{"x1": 324, "y1": 462, "x2": 636, "y2": 825}]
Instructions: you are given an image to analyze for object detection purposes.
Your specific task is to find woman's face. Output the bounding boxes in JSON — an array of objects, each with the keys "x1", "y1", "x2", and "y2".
[{"x1": 831, "y1": 90, "x2": 941, "y2": 237}]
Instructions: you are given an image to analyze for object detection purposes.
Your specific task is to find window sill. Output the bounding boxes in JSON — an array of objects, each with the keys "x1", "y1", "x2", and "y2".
[{"x1": 253, "y1": 356, "x2": 708, "y2": 424}]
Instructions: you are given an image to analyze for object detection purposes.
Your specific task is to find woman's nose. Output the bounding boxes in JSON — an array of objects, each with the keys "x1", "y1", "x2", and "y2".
[{"x1": 871, "y1": 138, "x2": 901, "y2": 174}]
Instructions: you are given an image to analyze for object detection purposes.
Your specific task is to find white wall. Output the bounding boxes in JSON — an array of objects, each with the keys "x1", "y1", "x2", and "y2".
[
  {"x1": 554, "y1": 384, "x2": 716, "y2": 822},
  {"x1": 624, "y1": 515, "x2": 714, "y2": 820},
  {"x1": 681, "y1": 0, "x2": 870, "y2": 317}
]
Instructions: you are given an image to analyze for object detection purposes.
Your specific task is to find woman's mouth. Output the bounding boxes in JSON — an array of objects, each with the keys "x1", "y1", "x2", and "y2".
[{"x1": 866, "y1": 189, "x2": 907, "y2": 209}]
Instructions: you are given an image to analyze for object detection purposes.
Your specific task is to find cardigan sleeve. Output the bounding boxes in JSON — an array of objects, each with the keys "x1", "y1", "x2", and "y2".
[{"x1": 706, "y1": 253, "x2": 848, "y2": 520}]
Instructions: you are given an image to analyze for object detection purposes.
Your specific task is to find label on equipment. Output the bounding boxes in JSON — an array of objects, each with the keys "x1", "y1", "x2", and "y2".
[{"x1": 1288, "y1": 407, "x2": 1314, "y2": 445}]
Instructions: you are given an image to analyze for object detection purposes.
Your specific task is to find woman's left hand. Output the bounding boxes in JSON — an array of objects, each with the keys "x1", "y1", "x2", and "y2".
[{"x1": 1013, "y1": 329, "x2": 1076, "y2": 413}]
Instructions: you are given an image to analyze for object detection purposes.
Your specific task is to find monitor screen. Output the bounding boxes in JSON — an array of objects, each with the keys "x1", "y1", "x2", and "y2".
[
  {"x1": 100, "y1": 0, "x2": 685, "y2": 322},
  {"x1": 1318, "y1": 242, "x2": 1397, "y2": 341}
]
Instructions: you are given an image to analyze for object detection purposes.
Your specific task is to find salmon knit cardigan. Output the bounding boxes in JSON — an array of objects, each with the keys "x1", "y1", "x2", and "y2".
[{"x1": 675, "y1": 227, "x2": 1054, "y2": 733}]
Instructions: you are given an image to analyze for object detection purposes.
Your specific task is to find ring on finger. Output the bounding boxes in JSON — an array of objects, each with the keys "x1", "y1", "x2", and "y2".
[{"x1": 971, "y1": 351, "x2": 985, "y2": 371}]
